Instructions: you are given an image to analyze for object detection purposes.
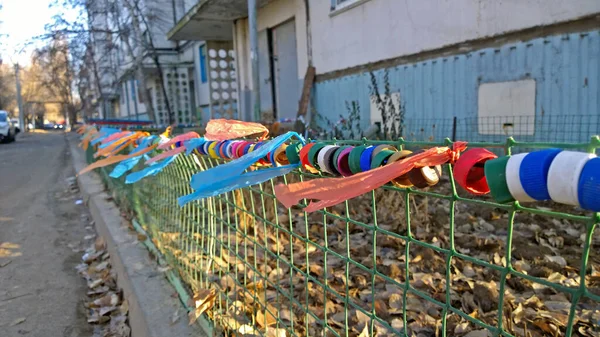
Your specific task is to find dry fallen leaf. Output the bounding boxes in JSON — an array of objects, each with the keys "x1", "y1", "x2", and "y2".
[
  {"x1": 137, "y1": 233, "x2": 147, "y2": 242},
  {"x1": 170, "y1": 310, "x2": 180, "y2": 326},
  {"x1": 95, "y1": 236, "x2": 106, "y2": 251},
  {"x1": 358, "y1": 323, "x2": 370, "y2": 337},
  {"x1": 120, "y1": 299, "x2": 129, "y2": 315},
  {"x1": 10, "y1": 317, "x2": 26, "y2": 326},
  {"x1": 256, "y1": 304, "x2": 278, "y2": 328},
  {"x1": 188, "y1": 288, "x2": 217, "y2": 325},
  {"x1": 92, "y1": 292, "x2": 119, "y2": 308}
]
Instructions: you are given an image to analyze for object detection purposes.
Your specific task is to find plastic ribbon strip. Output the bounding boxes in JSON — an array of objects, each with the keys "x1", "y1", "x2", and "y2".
[
  {"x1": 274, "y1": 142, "x2": 467, "y2": 212},
  {"x1": 125, "y1": 155, "x2": 179, "y2": 184},
  {"x1": 145, "y1": 146, "x2": 186, "y2": 165},
  {"x1": 157, "y1": 131, "x2": 200, "y2": 150},
  {"x1": 204, "y1": 118, "x2": 269, "y2": 141},
  {"x1": 185, "y1": 138, "x2": 207, "y2": 155},
  {"x1": 79, "y1": 142, "x2": 158, "y2": 176},
  {"x1": 109, "y1": 136, "x2": 158, "y2": 178},
  {"x1": 178, "y1": 132, "x2": 304, "y2": 206}
]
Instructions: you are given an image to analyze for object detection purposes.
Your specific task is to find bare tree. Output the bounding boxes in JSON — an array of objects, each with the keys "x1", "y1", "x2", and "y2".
[{"x1": 31, "y1": 35, "x2": 79, "y2": 124}]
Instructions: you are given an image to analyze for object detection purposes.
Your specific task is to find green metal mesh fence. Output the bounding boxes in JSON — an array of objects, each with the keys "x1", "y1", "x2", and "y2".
[{"x1": 86, "y1": 137, "x2": 600, "y2": 337}]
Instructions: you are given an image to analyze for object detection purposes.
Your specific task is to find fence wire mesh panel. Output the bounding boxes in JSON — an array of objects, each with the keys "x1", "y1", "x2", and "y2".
[{"x1": 86, "y1": 136, "x2": 600, "y2": 337}]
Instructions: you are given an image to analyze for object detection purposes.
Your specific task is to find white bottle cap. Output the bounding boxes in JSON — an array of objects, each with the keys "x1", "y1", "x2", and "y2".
[
  {"x1": 547, "y1": 151, "x2": 596, "y2": 206},
  {"x1": 505, "y1": 153, "x2": 535, "y2": 202}
]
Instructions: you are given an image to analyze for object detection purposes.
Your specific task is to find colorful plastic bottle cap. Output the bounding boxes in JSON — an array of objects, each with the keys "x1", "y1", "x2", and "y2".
[
  {"x1": 218, "y1": 141, "x2": 228, "y2": 158},
  {"x1": 578, "y1": 157, "x2": 600, "y2": 212},
  {"x1": 201, "y1": 141, "x2": 211, "y2": 156},
  {"x1": 299, "y1": 143, "x2": 317, "y2": 171},
  {"x1": 386, "y1": 150, "x2": 413, "y2": 188},
  {"x1": 236, "y1": 141, "x2": 249, "y2": 158},
  {"x1": 371, "y1": 144, "x2": 398, "y2": 159},
  {"x1": 359, "y1": 146, "x2": 376, "y2": 172},
  {"x1": 231, "y1": 141, "x2": 244, "y2": 158},
  {"x1": 317, "y1": 145, "x2": 339, "y2": 175},
  {"x1": 547, "y1": 151, "x2": 595, "y2": 206},
  {"x1": 208, "y1": 141, "x2": 220, "y2": 159},
  {"x1": 484, "y1": 156, "x2": 514, "y2": 203},
  {"x1": 225, "y1": 141, "x2": 238, "y2": 158},
  {"x1": 273, "y1": 144, "x2": 290, "y2": 166},
  {"x1": 408, "y1": 165, "x2": 442, "y2": 188},
  {"x1": 519, "y1": 148, "x2": 561, "y2": 201},
  {"x1": 371, "y1": 149, "x2": 396, "y2": 169},
  {"x1": 308, "y1": 143, "x2": 327, "y2": 169},
  {"x1": 453, "y1": 148, "x2": 497, "y2": 195},
  {"x1": 336, "y1": 146, "x2": 354, "y2": 177},
  {"x1": 348, "y1": 146, "x2": 367, "y2": 174},
  {"x1": 242, "y1": 143, "x2": 253, "y2": 156},
  {"x1": 286, "y1": 142, "x2": 302, "y2": 165},
  {"x1": 505, "y1": 153, "x2": 535, "y2": 202}
]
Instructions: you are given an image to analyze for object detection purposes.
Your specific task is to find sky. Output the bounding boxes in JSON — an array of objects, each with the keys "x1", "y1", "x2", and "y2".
[{"x1": 0, "y1": 0, "x2": 63, "y2": 65}]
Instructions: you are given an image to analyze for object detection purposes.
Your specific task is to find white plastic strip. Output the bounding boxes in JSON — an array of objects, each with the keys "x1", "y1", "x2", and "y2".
[
  {"x1": 547, "y1": 151, "x2": 595, "y2": 206},
  {"x1": 317, "y1": 145, "x2": 336, "y2": 174},
  {"x1": 505, "y1": 153, "x2": 535, "y2": 202}
]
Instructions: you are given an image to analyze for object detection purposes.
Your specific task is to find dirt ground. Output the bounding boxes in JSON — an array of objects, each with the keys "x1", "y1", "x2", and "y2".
[{"x1": 0, "y1": 132, "x2": 95, "y2": 337}]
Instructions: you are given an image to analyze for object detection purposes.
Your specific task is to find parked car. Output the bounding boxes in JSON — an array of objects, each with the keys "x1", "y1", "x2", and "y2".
[
  {"x1": 0, "y1": 111, "x2": 18, "y2": 142},
  {"x1": 11, "y1": 119, "x2": 21, "y2": 133}
]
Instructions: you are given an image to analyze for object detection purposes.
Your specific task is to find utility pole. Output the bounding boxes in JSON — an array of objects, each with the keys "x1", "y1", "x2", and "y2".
[
  {"x1": 14, "y1": 63, "x2": 25, "y2": 132},
  {"x1": 248, "y1": 0, "x2": 260, "y2": 122}
]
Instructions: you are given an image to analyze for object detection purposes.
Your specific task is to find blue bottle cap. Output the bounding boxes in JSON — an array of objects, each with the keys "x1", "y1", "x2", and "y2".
[
  {"x1": 578, "y1": 157, "x2": 600, "y2": 212},
  {"x1": 359, "y1": 146, "x2": 375, "y2": 172},
  {"x1": 519, "y1": 148, "x2": 561, "y2": 201}
]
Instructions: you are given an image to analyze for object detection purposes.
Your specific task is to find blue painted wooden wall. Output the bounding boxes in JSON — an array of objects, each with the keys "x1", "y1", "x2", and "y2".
[{"x1": 313, "y1": 30, "x2": 600, "y2": 143}]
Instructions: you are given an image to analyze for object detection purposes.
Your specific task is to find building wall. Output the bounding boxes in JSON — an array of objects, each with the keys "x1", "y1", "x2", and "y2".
[
  {"x1": 310, "y1": 0, "x2": 600, "y2": 75},
  {"x1": 234, "y1": 0, "x2": 309, "y2": 91},
  {"x1": 313, "y1": 29, "x2": 600, "y2": 143}
]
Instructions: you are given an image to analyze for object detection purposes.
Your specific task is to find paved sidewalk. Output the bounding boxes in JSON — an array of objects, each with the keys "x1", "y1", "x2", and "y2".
[{"x1": 0, "y1": 132, "x2": 94, "y2": 337}]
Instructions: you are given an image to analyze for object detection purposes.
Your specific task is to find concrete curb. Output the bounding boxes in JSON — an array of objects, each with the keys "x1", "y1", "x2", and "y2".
[{"x1": 67, "y1": 134, "x2": 204, "y2": 337}]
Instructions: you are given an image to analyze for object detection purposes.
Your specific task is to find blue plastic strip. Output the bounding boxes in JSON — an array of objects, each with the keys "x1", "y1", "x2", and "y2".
[
  {"x1": 180, "y1": 133, "x2": 305, "y2": 205},
  {"x1": 189, "y1": 132, "x2": 304, "y2": 190},
  {"x1": 519, "y1": 148, "x2": 561, "y2": 200},
  {"x1": 90, "y1": 127, "x2": 120, "y2": 145},
  {"x1": 178, "y1": 165, "x2": 297, "y2": 206},
  {"x1": 184, "y1": 138, "x2": 207, "y2": 155},
  {"x1": 359, "y1": 146, "x2": 375, "y2": 172},
  {"x1": 125, "y1": 155, "x2": 179, "y2": 184},
  {"x1": 578, "y1": 157, "x2": 600, "y2": 211},
  {"x1": 109, "y1": 136, "x2": 157, "y2": 178}
]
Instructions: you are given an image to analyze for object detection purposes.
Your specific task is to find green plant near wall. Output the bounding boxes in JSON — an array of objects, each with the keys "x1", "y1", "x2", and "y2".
[
  {"x1": 308, "y1": 100, "x2": 362, "y2": 140},
  {"x1": 369, "y1": 69, "x2": 406, "y2": 140}
]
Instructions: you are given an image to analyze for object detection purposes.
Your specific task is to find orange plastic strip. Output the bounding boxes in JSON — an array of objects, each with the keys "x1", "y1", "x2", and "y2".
[
  {"x1": 78, "y1": 143, "x2": 158, "y2": 176},
  {"x1": 274, "y1": 142, "x2": 467, "y2": 212}
]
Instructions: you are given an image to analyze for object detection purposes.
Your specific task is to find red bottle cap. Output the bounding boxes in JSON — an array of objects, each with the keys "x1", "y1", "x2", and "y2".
[{"x1": 453, "y1": 148, "x2": 497, "y2": 195}]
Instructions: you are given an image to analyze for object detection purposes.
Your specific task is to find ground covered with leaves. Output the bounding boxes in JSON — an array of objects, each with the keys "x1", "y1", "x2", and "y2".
[
  {"x1": 76, "y1": 236, "x2": 131, "y2": 337},
  {"x1": 120, "y1": 166, "x2": 600, "y2": 337}
]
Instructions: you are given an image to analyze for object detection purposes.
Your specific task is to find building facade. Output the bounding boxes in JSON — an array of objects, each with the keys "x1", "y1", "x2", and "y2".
[
  {"x1": 168, "y1": 0, "x2": 600, "y2": 141},
  {"x1": 86, "y1": 0, "x2": 214, "y2": 125}
]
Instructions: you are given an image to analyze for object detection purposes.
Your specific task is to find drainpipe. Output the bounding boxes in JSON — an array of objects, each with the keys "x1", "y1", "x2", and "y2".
[
  {"x1": 248, "y1": 0, "x2": 260, "y2": 121},
  {"x1": 304, "y1": 0, "x2": 313, "y2": 66}
]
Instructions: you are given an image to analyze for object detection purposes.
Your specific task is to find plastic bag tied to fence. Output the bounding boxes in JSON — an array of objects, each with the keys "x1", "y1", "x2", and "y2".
[
  {"x1": 125, "y1": 154, "x2": 179, "y2": 184},
  {"x1": 204, "y1": 118, "x2": 269, "y2": 141},
  {"x1": 109, "y1": 136, "x2": 158, "y2": 178},
  {"x1": 274, "y1": 142, "x2": 468, "y2": 212},
  {"x1": 78, "y1": 135, "x2": 157, "y2": 176},
  {"x1": 178, "y1": 132, "x2": 305, "y2": 206}
]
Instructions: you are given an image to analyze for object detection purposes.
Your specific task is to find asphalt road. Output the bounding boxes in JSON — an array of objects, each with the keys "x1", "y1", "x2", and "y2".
[{"x1": 0, "y1": 132, "x2": 94, "y2": 336}]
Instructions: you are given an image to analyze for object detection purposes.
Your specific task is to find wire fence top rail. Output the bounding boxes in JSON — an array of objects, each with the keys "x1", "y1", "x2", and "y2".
[{"x1": 85, "y1": 131, "x2": 600, "y2": 337}]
